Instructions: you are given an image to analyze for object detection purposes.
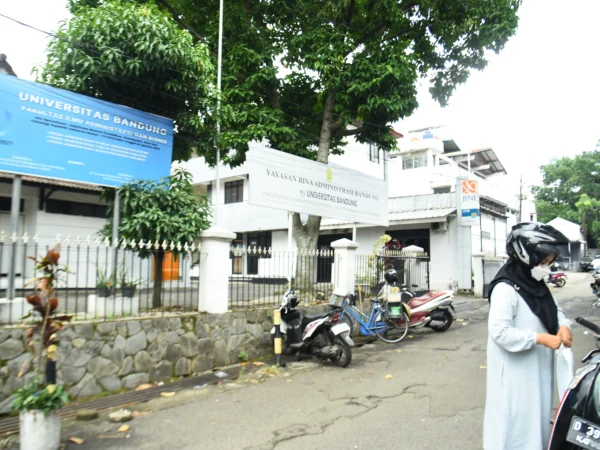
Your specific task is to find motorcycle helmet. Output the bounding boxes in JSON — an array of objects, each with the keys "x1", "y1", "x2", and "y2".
[
  {"x1": 384, "y1": 269, "x2": 399, "y2": 285},
  {"x1": 506, "y1": 222, "x2": 570, "y2": 268}
]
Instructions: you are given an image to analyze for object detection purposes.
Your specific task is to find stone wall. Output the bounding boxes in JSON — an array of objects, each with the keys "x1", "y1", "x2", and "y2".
[{"x1": 0, "y1": 310, "x2": 274, "y2": 408}]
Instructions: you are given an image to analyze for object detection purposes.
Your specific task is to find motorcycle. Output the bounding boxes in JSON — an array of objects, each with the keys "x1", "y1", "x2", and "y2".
[
  {"x1": 548, "y1": 317, "x2": 600, "y2": 450},
  {"x1": 270, "y1": 289, "x2": 354, "y2": 367},
  {"x1": 548, "y1": 271, "x2": 568, "y2": 288},
  {"x1": 377, "y1": 281, "x2": 455, "y2": 332}
]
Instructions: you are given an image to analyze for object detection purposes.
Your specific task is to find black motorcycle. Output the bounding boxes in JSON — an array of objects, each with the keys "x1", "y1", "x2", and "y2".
[
  {"x1": 270, "y1": 289, "x2": 354, "y2": 367},
  {"x1": 548, "y1": 317, "x2": 600, "y2": 450}
]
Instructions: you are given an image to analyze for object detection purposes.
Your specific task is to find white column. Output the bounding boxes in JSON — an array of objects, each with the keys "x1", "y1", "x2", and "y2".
[
  {"x1": 472, "y1": 252, "x2": 485, "y2": 298},
  {"x1": 198, "y1": 226, "x2": 236, "y2": 314},
  {"x1": 331, "y1": 238, "x2": 360, "y2": 294}
]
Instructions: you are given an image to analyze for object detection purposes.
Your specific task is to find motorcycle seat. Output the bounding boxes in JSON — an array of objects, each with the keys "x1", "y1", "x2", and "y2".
[
  {"x1": 300, "y1": 311, "x2": 332, "y2": 326},
  {"x1": 407, "y1": 291, "x2": 449, "y2": 308}
]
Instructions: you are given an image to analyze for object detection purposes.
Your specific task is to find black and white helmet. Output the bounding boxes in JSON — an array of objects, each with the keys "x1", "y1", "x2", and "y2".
[
  {"x1": 506, "y1": 222, "x2": 569, "y2": 268},
  {"x1": 384, "y1": 269, "x2": 399, "y2": 285}
]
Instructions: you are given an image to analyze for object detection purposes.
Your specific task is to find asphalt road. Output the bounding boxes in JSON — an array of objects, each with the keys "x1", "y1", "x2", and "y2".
[{"x1": 18, "y1": 271, "x2": 600, "y2": 450}]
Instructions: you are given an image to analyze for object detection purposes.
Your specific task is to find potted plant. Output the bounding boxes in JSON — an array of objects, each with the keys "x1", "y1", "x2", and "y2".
[
  {"x1": 96, "y1": 267, "x2": 116, "y2": 297},
  {"x1": 119, "y1": 268, "x2": 140, "y2": 298},
  {"x1": 15, "y1": 244, "x2": 72, "y2": 450}
]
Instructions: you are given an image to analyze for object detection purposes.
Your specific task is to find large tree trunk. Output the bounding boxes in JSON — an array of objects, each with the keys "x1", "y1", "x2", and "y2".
[
  {"x1": 153, "y1": 251, "x2": 165, "y2": 309},
  {"x1": 291, "y1": 95, "x2": 339, "y2": 295}
]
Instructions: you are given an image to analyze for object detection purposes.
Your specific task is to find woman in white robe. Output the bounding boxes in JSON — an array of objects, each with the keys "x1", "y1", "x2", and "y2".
[{"x1": 483, "y1": 223, "x2": 573, "y2": 450}]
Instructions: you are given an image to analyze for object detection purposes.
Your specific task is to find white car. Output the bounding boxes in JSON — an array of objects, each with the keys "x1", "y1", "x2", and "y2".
[{"x1": 592, "y1": 259, "x2": 600, "y2": 269}]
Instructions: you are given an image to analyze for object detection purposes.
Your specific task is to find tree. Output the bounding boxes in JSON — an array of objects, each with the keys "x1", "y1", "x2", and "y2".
[
  {"x1": 38, "y1": 0, "x2": 214, "y2": 162},
  {"x1": 532, "y1": 150, "x2": 600, "y2": 248},
  {"x1": 65, "y1": 0, "x2": 522, "y2": 287},
  {"x1": 101, "y1": 168, "x2": 212, "y2": 308}
]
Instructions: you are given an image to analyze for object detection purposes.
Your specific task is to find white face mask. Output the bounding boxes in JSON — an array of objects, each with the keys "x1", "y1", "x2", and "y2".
[{"x1": 531, "y1": 265, "x2": 551, "y2": 281}]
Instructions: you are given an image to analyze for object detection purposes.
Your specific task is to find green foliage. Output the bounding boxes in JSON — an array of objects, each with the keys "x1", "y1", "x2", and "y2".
[
  {"x1": 100, "y1": 167, "x2": 212, "y2": 252},
  {"x1": 64, "y1": 0, "x2": 521, "y2": 166},
  {"x1": 12, "y1": 382, "x2": 69, "y2": 413},
  {"x1": 238, "y1": 352, "x2": 249, "y2": 362},
  {"x1": 532, "y1": 150, "x2": 600, "y2": 247},
  {"x1": 38, "y1": 0, "x2": 214, "y2": 162}
]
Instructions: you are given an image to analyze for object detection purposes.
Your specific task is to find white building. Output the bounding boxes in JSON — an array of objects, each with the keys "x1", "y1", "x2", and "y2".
[{"x1": 183, "y1": 128, "x2": 526, "y2": 292}]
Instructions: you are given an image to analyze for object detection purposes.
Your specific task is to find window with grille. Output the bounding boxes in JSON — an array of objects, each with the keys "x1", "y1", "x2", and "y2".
[
  {"x1": 46, "y1": 199, "x2": 107, "y2": 218},
  {"x1": 369, "y1": 144, "x2": 380, "y2": 163},
  {"x1": 224, "y1": 180, "x2": 243, "y2": 204},
  {"x1": 402, "y1": 152, "x2": 428, "y2": 170},
  {"x1": 247, "y1": 231, "x2": 272, "y2": 258}
]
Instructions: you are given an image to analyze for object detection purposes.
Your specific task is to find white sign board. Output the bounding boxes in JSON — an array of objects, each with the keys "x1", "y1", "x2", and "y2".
[
  {"x1": 247, "y1": 144, "x2": 389, "y2": 226},
  {"x1": 458, "y1": 179, "x2": 480, "y2": 226}
]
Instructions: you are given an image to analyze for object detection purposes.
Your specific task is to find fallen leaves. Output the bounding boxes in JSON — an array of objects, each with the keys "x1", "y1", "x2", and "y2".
[
  {"x1": 253, "y1": 362, "x2": 266, "y2": 367},
  {"x1": 117, "y1": 425, "x2": 130, "y2": 433},
  {"x1": 135, "y1": 384, "x2": 153, "y2": 392},
  {"x1": 69, "y1": 437, "x2": 85, "y2": 445},
  {"x1": 160, "y1": 392, "x2": 176, "y2": 398},
  {"x1": 385, "y1": 374, "x2": 393, "y2": 380}
]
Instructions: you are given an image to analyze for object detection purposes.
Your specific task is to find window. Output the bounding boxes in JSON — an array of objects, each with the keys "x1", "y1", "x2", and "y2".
[
  {"x1": 0, "y1": 197, "x2": 24, "y2": 213},
  {"x1": 206, "y1": 183, "x2": 212, "y2": 199},
  {"x1": 369, "y1": 144, "x2": 380, "y2": 163},
  {"x1": 402, "y1": 152, "x2": 428, "y2": 170},
  {"x1": 46, "y1": 199, "x2": 107, "y2": 218},
  {"x1": 433, "y1": 186, "x2": 451, "y2": 194},
  {"x1": 247, "y1": 231, "x2": 272, "y2": 258},
  {"x1": 224, "y1": 180, "x2": 243, "y2": 204}
]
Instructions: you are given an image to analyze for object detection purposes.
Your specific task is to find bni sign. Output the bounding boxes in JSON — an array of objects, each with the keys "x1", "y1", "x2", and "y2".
[
  {"x1": 247, "y1": 144, "x2": 389, "y2": 227},
  {"x1": 459, "y1": 179, "x2": 480, "y2": 226}
]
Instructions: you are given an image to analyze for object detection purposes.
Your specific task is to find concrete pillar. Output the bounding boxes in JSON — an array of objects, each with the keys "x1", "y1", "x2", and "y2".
[
  {"x1": 472, "y1": 252, "x2": 485, "y2": 298},
  {"x1": 198, "y1": 226, "x2": 236, "y2": 314},
  {"x1": 331, "y1": 238, "x2": 360, "y2": 294}
]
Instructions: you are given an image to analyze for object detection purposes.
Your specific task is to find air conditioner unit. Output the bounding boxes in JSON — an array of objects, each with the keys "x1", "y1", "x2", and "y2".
[{"x1": 432, "y1": 221, "x2": 448, "y2": 233}]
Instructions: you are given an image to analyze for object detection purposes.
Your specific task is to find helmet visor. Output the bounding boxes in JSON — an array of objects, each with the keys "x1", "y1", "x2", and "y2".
[{"x1": 533, "y1": 243, "x2": 570, "y2": 265}]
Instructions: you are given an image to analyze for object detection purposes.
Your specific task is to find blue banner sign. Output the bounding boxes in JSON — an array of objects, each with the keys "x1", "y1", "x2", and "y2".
[{"x1": 0, "y1": 74, "x2": 173, "y2": 187}]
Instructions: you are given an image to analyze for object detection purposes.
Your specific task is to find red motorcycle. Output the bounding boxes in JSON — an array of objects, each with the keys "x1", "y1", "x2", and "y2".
[{"x1": 547, "y1": 271, "x2": 567, "y2": 288}]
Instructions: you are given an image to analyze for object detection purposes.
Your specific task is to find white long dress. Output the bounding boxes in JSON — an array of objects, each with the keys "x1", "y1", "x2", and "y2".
[{"x1": 483, "y1": 282, "x2": 571, "y2": 450}]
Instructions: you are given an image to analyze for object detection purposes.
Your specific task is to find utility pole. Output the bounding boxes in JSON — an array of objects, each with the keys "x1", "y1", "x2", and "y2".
[
  {"x1": 518, "y1": 174, "x2": 523, "y2": 223},
  {"x1": 214, "y1": 0, "x2": 224, "y2": 225}
]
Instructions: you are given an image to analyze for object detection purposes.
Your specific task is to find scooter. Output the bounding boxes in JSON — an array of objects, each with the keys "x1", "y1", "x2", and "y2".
[
  {"x1": 548, "y1": 317, "x2": 600, "y2": 450},
  {"x1": 377, "y1": 282, "x2": 455, "y2": 332},
  {"x1": 270, "y1": 289, "x2": 354, "y2": 367},
  {"x1": 548, "y1": 271, "x2": 568, "y2": 288}
]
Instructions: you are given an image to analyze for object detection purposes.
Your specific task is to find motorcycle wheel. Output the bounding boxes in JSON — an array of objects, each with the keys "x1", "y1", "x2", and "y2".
[
  {"x1": 430, "y1": 309, "x2": 453, "y2": 332},
  {"x1": 375, "y1": 309, "x2": 410, "y2": 344},
  {"x1": 331, "y1": 335, "x2": 352, "y2": 368},
  {"x1": 555, "y1": 278, "x2": 566, "y2": 288}
]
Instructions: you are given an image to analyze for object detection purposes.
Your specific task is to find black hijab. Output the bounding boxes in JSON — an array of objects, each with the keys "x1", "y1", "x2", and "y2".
[{"x1": 487, "y1": 259, "x2": 558, "y2": 335}]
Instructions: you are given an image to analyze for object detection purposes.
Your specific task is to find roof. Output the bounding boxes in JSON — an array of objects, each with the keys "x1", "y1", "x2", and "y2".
[
  {"x1": 445, "y1": 147, "x2": 507, "y2": 176},
  {"x1": 0, "y1": 172, "x2": 102, "y2": 192},
  {"x1": 321, "y1": 207, "x2": 456, "y2": 228},
  {"x1": 0, "y1": 54, "x2": 16, "y2": 77},
  {"x1": 547, "y1": 217, "x2": 585, "y2": 243}
]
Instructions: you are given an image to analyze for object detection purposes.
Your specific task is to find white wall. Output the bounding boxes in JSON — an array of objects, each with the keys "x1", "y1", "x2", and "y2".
[{"x1": 430, "y1": 218, "x2": 459, "y2": 291}]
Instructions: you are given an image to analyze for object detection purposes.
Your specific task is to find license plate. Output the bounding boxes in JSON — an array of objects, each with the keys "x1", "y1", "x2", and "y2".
[
  {"x1": 567, "y1": 416, "x2": 600, "y2": 449},
  {"x1": 332, "y1": 323, "x2": 350, "y2": 335}
]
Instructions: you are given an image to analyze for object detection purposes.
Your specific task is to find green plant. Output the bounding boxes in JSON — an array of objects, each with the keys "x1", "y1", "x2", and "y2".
[
  {"x1": 118, "y1": 263, "x2": 140, "y2": 288},
  {"x1": 238, "y1": 352, "x2": 249, "y2": 362},
  {"x1": 96, "y1": 267, "x2": 116, "y2": 289},
  {"x1": 17, "y1": 245, "x2": 73, "y2": 412},
  {"x1": 12, "y1": 382, "x2": 69, "y2": 414}
]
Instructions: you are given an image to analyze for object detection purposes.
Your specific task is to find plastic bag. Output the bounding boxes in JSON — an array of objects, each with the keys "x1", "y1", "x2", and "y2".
[{"x1": 556, "y1": 345, "x2": 574, "y2": 399}]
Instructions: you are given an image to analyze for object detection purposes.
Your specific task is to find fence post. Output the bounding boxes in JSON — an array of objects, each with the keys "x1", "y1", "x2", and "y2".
[
  {"x1": 198, "y1": 226, "x2": 236, "y2": 314},
  {"x1": 331, "y1": 238, "x2": 359, "y2": 294},
  {"x1": 472, "y1": 252, "x2": 485, "y2": 298}
]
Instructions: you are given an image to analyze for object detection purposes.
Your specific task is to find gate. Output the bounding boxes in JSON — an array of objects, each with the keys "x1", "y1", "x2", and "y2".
[
  {"x1": 355, "y1": 252, "x2": 430, "y2": 296},
  {"x1": 483, "y1": 258, "x2": 506, "y2": 297}
]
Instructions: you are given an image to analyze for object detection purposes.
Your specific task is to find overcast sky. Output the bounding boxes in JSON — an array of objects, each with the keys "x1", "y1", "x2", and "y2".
[{"x1": 1, "y1": 0, "x2": 599, "y2": 192}]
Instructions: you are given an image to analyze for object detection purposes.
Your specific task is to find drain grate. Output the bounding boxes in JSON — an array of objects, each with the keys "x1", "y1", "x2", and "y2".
[{"x1": 0, "y1": 364, "x2": 254, "y2": 436}]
